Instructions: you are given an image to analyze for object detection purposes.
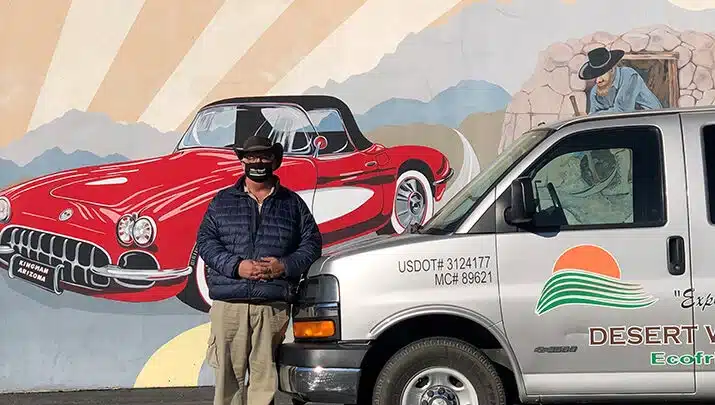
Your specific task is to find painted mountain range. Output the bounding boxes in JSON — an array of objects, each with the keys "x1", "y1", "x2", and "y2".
[
  {"x1": 0, "y1": 109, "x2": 178, "y2": 166},
  {"x1": 0, "y1": 148, "x2": 128, "y2": 190},
  {"x1": 354, "y1": 79, "x2": 511, "y2": 132}
]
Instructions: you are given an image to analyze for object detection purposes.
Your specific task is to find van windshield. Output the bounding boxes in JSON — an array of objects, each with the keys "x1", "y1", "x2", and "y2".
[{"x1": 419, "y1": 128, "x2": 552, "y2": 235}]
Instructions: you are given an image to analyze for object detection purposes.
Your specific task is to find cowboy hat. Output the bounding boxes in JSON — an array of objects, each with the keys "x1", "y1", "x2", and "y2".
[
  {"x1": 578, "y1": 47, "x2": 625, "y2": 80},
  {"x1": 233, "y1": 136, "x2": 283, "y2": 168}
]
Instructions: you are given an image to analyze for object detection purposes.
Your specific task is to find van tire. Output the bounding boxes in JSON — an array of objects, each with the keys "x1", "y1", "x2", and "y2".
[{"x1": 371, "y1": 337, "x2": 506, "y2": 405}]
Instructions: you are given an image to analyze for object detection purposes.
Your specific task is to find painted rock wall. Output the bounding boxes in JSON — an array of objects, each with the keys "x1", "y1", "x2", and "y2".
[{"x1": 500, "y1": 26, "x2": 715, "y2": 153}]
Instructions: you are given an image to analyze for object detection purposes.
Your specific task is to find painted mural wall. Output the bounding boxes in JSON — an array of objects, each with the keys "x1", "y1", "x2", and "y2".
[{"x1": 1, "y1": 0, "x2": 715, "y2": 393}]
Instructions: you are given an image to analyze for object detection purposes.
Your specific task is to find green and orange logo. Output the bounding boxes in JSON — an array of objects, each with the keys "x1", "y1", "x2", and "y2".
[{"x1": 535, "y1": 244, "x2": 657, "y2": 315}]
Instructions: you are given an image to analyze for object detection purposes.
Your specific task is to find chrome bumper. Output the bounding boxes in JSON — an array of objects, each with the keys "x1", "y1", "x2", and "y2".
[
  {"x1": 0, "y1": 244, "x2": 192, "y2": 282},
  {"x1": 279, "y1": 365, "x2": 361, "y2": 404},
  {"x1": 90, "y1": 264, "x2": 193, "y2": 281}
]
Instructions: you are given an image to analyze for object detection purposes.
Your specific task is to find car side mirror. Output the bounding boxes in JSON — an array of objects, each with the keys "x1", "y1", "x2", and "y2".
[
  {"x1": 313, "y1": 136, "x2": 328, "y2": 157},
  {"x1": 313, "y1": 136, "x2": 327, "y2": 150},
  {"x1": 505, "y1": 177, "x2": 536, "y2": 225}
]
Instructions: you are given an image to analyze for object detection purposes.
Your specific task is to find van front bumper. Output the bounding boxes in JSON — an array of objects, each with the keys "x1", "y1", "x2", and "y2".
[{"x1": 278, "y1": 341, "x2": 369, "y2": 404}]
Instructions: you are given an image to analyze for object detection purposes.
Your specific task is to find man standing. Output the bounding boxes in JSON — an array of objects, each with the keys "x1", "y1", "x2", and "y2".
[
  {"x1": 578, "y1": 46, "x2": 663, "y2": 115},
  {"x1": 196, "y1": 136, "x2": 323, "y2": 405}
]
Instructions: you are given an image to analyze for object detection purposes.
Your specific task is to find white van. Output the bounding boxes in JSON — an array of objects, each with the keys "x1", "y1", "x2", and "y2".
[{"x1": 279, "y1": 107, "x2": 715, "y2": 405}]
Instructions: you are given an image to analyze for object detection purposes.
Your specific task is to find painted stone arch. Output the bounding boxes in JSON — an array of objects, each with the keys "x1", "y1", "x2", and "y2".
[{"x1": 499, "y1": 25, "x2": 715, "y2": 153}]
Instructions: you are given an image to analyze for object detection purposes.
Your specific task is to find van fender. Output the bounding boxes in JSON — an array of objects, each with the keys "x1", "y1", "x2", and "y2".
[{"x1": 367, "y1": 304, "x2": 528, "y2": 402}]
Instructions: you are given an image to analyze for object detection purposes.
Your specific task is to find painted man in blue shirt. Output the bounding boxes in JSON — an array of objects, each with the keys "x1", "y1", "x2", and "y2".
[
  {"x1": 578, "y1": 46, "x2": 662, "y2": 115},
  {"x1": 565, "y1": 47, "x2": 662, "y2": 202}
]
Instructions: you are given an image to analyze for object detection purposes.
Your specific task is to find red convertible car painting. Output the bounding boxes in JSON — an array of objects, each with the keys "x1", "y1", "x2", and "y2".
[{"x1": 0, "y1": 95, "x2": 453, "y2": 312}]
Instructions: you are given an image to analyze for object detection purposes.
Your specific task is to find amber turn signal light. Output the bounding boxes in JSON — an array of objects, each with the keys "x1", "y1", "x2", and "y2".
[{"x1": 293, "y1": 320, "x2": 335, "y2": 338}]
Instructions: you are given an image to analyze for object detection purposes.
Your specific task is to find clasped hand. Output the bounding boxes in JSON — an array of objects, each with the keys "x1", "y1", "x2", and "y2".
[{"x1": 238, "y1": 257, "x2": 284, "y2": 280}]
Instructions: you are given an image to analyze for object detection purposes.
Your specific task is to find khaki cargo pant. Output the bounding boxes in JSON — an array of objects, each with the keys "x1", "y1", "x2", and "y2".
[{"x1": 206, "y1": 300, "x2": 290, "y2": 405}]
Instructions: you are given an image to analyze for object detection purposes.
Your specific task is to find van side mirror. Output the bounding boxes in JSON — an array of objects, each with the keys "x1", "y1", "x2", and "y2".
[{"x1": 505, "y1": 177, "x2": 536, "y2": 225}]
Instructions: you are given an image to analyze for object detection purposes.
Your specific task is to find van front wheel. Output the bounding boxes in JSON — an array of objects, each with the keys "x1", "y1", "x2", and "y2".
[{"x1": 372, "y1": 337, "x2": 506, "y2": 405}]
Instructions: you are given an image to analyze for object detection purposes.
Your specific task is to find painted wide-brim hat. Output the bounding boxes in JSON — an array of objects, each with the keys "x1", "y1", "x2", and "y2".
[
  {"x1": 233, "y1": 136, "x2": 284, "y2": 168},
  {"x1": 578, "y1": 47, "x2": 625, "y2": 80}
]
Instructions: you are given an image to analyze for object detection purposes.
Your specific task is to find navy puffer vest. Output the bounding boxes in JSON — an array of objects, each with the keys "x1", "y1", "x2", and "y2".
[{"x1": 195, "y1": 176, "x2": 322, "y2": 303}]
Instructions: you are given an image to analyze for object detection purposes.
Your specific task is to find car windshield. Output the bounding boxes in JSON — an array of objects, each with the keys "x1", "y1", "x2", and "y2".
[
  {"x1": 419, "y1": 128, "x2": 552, "y2": 235},
  {"x1": 177, "y1": 104, "x2": 320, "y2": 154}
]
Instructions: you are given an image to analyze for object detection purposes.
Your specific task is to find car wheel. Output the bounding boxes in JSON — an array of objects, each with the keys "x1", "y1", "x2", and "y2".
[
  {"x1": 176, "y1": 245, "x2": 212, "y2": 313},
  {"x1": 372, "y1": 337, "x2": 506, "y2": 405},
  {"x1": 389, "y1": 169, "x2": 434, "y2": 234}
]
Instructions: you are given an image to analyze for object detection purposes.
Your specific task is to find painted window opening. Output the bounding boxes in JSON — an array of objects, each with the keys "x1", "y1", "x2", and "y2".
[{"x1": 577, "y1": 50, "x2": 677, "y2": 116}]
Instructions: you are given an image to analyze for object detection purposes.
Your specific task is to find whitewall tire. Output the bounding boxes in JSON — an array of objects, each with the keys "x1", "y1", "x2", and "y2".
[
  {"x1": 390, "y1": 170, "x2": 434, "y2": 234},
  {"x1": 176, "y1": 246, "x2": 212, "y2": 313}
]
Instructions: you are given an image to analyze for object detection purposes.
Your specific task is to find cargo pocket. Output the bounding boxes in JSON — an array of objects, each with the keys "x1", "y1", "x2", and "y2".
[
  {"x1": 206, "y1": 332, "x2": 219, "y2": 369},
  {"x1": 271, "y1": 304, "x2": 291, "y2": 345}
]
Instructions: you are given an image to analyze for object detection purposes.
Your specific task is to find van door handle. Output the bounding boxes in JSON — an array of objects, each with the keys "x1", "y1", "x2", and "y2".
[
  {"x1": 667, "y1": 236, "x2": 685, "y2": 275},
  {"x1": 365, "y1": 161, "x2": 377, "y2": 167}
]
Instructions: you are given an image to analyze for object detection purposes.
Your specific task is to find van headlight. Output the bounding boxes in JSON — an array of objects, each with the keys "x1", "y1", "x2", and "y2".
[
  {"x1": 0, "y1": 197, "x2": 11, "y2": 223},
  {"x1": 132, "y1": 216, "x2": 157, "y2": 247},
  {"x1": 292, "y1": 274, "x2": 341, "y2": 341}
]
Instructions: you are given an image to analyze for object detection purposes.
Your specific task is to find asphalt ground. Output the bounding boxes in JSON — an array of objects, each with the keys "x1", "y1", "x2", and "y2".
[
  {"x1": 0, "y1": 388, "x2": 691, "y2": 405},
  {"x1": 0, "y1": 387, "x2": 339, "y2": 405}
]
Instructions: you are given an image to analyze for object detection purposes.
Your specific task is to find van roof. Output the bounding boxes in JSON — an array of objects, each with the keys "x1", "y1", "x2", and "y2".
[{"x1": 543, "y1": 105, "x2": 715, "y2": 132}]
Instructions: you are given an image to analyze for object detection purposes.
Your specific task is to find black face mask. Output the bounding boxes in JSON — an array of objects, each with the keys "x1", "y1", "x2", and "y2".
[{"x1": 245, "y1": 162, "x2": 274, "y2": 183}]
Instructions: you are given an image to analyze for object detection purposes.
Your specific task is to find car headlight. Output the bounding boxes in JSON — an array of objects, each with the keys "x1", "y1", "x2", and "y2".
[
  {"x1": 0, "y1": 197, "x2": 11, "y2": 223},
  {"x1": 132, "y1": 216, "x2": 157, "y2": 247},
  {"x1": 116, "y1": 214, "x2": 135, "y2": 246}
]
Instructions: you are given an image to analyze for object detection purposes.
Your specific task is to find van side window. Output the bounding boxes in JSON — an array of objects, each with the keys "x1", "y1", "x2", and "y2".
[
  {"x1": 703, "y1": 125, "x2": 715, "y2": 223},
  {"x1": 526, "y1": 126, "x2": 665, "y2": 229}
]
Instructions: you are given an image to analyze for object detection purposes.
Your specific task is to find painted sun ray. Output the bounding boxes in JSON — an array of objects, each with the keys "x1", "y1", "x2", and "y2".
[
  {"x1": 137, "y1": 0, "x2": 294, "y2": 133},
  {"x1": 668, "y1": 0, "x2": 715, "y2": 10},
  {"x1": 0, "y1": 0, "x2": 71, "y2": 148},
  {"x1": 429, "y1": 0, "x2": 483, "y2": 28},
  {"x1": 266, "y1": 0, "x2": 465, "y2": 97},
  {"x1": 27, "y1": 0, "x2": 146, "y2": 132},
  {"x1": 432, "y1": 0, "x2": 564, "y2": 28},
  {"x1": 87, "y1": 0, "x2": 225, "y2": 123},
  {"x1": 176, "y1": 0, "x2": 367, "y2": 132}
]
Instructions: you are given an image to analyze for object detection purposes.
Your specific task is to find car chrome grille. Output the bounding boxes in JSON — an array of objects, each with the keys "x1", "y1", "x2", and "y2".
[{"x1": 0, "y1": 226, "x2": 112, "y2": 289}]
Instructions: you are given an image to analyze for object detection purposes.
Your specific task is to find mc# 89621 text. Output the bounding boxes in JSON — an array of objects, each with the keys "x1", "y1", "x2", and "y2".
[{"x1": 434, "y1": 271, "x2": 493, "y2": 286}]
